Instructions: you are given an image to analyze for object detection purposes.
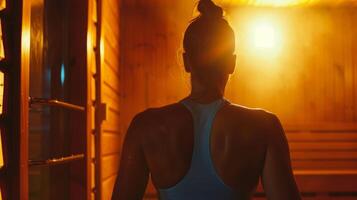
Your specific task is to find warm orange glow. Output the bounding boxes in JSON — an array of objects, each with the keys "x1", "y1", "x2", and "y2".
[
  {"x1": 0, "y1": 0, "x2": 5, "y2": 11},
  {"x1": 0, "y1": 20, "x2": 4, "y2": 60},
  {"x1": 100, "y1": 37, "x2": 105, "y2": 63},
  {"x1": 0, "y1": 71, "x2": 3, "y2": 114},
  {"x1": 237, "y1": 15, "x2": 284, "y2": 59},
  {"x1": 0, "y1": 130, "x2": 3, "y2": 168},
  {"x1": 22, "y1": 29, "x2": 31, "y2": 54},
  {"x1": 246, "y1": 0, "x2": 304, "y2": 6},
  {"x1": 249, "y1": 19, "x2": 281, "y2": 51},
  {"x1": 87, "y1": 30, "x2": 94, "y2": 58},
  {"x1": 219, "y1": 0, "x2": 357, "y2": 7}
]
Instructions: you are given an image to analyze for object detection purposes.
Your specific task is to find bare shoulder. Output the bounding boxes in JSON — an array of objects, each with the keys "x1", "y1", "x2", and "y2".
[
  {"x1": 224, "y1": 102, "x2": 282, "y2": 137},
  {"x1": 128, "y1": 102, "x2": 184, "y2": 131},
  {"x1": 225, "y1": 102, "x2": 278, "y2": 123}
]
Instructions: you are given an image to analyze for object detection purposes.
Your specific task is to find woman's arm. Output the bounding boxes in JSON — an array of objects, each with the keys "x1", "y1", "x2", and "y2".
[
  {"x1": 111, "y1": 113, "x2": 149, "y2": 200},
  {"x1": 262, "y1": 114, "x2": 301, "y2": 200}
]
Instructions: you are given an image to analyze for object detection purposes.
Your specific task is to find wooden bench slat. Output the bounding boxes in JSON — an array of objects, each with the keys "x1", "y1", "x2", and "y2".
[
  {"x1": 286, "y1": 132, "x2": 357, "y2": 142},
  {"x1": 292, "y1": 160, "x2": 357, "y2": 170},
  {"x1": 289, "y1": 142, "x2": 357, "y2": 151},
  {"x1": 291, "y1": 151, "x2": 357, "y2": 160}
]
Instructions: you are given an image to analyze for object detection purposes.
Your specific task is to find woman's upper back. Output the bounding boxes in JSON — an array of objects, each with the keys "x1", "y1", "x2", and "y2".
[{"x1": 137, "y1": 98, "x2": 273, "y2": 199}]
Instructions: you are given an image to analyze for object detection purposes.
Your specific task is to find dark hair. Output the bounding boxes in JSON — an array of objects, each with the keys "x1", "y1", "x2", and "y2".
[{"x1": 183, "y1": 0, "x2": 235, "y2": 57}]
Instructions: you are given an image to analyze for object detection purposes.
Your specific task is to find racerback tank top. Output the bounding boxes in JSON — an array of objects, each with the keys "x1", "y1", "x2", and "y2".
[{"x1": 158, "y1": 97, "x2": 236, "y2": 200}]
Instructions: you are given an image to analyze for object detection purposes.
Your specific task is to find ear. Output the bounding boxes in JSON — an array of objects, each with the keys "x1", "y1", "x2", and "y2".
[
  {"x1": 227, "y1": 54, "x2": 236, "y2": 74},
  {"x1": 183, "y1": 53, "x2": 192, "y2": 73}
]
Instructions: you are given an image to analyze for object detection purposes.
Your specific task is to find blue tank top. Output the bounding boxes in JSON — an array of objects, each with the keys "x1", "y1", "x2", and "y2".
[{"x1": 158, "y1": 97, "x2": 236, "y2": 200}]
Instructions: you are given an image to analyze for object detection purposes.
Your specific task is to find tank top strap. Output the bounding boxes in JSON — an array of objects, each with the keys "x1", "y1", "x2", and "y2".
[
  {"x1": 179, "y1": 97, "x2": 229, "y2": 165},
  {"x1": 158, "y1": 97, "x2": 235, "y2": 199}
]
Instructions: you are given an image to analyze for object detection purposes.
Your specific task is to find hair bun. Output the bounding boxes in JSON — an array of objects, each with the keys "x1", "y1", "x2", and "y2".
[{"x1": 197, "y1": 0, "x2": 223, "y2": 19}]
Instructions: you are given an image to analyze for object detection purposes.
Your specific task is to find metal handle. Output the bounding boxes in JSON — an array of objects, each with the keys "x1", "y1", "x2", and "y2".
[
  {"x1": 29, "y1": 97, "x2": 85, "y2": 111},
  {"x1": 29, "y1": 154, "x2": 85, "y2": 167}
]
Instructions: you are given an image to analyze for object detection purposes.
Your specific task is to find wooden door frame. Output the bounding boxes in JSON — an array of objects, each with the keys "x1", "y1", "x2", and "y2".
[
  {"x1": 10, "y1": 0, "x2": 30, "y2": 199},
  {"x1": 94, "y1": 0, "x2": 102, "y2": 198},
  {"x1": 1, "y1": 0, "x2": 31, "y2": 199},
  {"x1": 7, "y1": 0, "x2": 92, "y2": 199}
]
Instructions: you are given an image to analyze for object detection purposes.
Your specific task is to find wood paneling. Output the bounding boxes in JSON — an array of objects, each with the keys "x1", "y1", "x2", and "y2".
[
  {"x1": 88, "y1": 0, "x2": 98, "y2": 198},
  {"x1": 101, "y1": 133, "x2": 122, "y2": 156},
  {"x1": 101, "y1": 154, "x2": 120, "y2": 181},
  {"x1": 102, "y1": 175, "x2": 117, "y2": 200},
  {"x1": 97, "y1": 0, "x2": 121, "y2": 199}
]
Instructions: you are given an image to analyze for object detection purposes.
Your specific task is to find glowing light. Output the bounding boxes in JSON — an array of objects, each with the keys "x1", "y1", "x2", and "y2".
[
  {"x1": 60, "y1": 63, "x2": 65, "y2": 85},
  {"x1": 0, "y1": 71, "x2": 3, "y2": 114},
  {"x1": 0, "y1": 20, "x2": 4, "y2": 60},
  {"x1": 22, "y1": 29, "x2": 31, "y2": 53},
  {"x1": 220, "y1": 0, "x2": 316, "y2": 7},
  {"x1": 248, "y1": 19, "x2": 282, "y2": 54},
  {"x1": 100, "y1": 37, "x2": 105, "y2": 64},
  {"x1": 0, "y1": 130, "x2": 3, "y2": 168},
  {"x1": 251, "y1": 0, "x2": 303, "y2": 6}
]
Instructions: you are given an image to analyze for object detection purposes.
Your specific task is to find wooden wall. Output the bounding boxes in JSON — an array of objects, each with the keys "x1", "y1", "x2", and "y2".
[
  {"x1": 88, "y1": 0, "x2": 121, "y2": 199},
  {"x1": 87, "y1": 0, "x2": 96, "y2": 199},
  {"x1": 98, "y1": 0, "x2": 121, "y2": 199},
  {"x1": 120, "y1": 0, "x2": 193, "y2": 134},
  {"x1": 227, "y1": 7, "x2": 357, "y2": 126},
  {"x1": 119, "y1": 1, "x2": 194, "y2": 198},
  {"x1": 228, "y1": 7, "x2": 357, "y2": 198},
  {"x1": 119, "y1": 1, "x2": 357, "y2": 199}
]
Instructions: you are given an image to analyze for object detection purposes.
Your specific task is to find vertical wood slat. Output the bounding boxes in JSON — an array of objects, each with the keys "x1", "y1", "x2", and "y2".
[
  {"x1": 3, "y1": 0, "x2": 32, "y2": 198},
  {"x1": 87, "y1": 0, "x2": 98, "y2": 199},
  {"x1": 19, "y1": 0, "x2": 31, "y2": 199}
]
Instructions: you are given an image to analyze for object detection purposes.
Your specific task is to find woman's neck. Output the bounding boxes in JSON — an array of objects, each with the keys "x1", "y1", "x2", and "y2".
[{"x1": 189, "y1": 78, "x2": 226, "y2": 103}]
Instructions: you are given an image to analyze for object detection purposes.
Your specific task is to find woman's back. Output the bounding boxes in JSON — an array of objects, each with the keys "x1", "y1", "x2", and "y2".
[{"x1": 136, "y1": 98, "x2": 272, "y2": 199}]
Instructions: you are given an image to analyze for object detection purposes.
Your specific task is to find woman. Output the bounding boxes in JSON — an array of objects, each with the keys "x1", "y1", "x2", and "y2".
[{"x1": 112, "y1": 0, "x2": 301, "y2": 199}]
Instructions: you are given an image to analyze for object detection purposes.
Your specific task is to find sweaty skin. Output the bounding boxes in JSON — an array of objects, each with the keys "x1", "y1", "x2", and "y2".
[{"x1": 111, "y1": 99, "x2": 301, "y2": 200}]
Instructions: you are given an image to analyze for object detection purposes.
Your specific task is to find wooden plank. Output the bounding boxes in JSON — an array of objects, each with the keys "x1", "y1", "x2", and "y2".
[
  {"x1": 107, "y1": 0, "x2": 120, "y2": 20},
  {"x1": 102, "y1": 120, "x2": 122, "y2": 132},
  {"x1": 91, "y1": 192, "x2": 95, "y2": 200},
  {"x1": 294, "y1": 170, "x2": 357, "y2": 175},
  {"x1": 102, "y1": 80, "x2": 120, "y2": 97},
  {"x1": 289, "y1": 142, "x2": 357, "y2": 151},
  {"x1": 284, "y1": 123, "x2": 357, "y2": 132},
  {"x1": 101, "y1": 133, "x2": 123, "y2": 156},
  {"x1": 103, "y1": 20, "x2": 119, "y2": 45},
  {"x1": 91, "y1": 161, "x2": 95, "y2": 189},
  {"x1": 101, "y1": 154, "x2": 120, "y2": 181},
  {"x1": 292, "y1": 160, "x2": 357, "y2": 170},
  {"x1": 104, "y1": 30, "x2": 119, "y2": 54},
  {"x1": 91, "y1": 133, "x2": 95, "y2": 159},
  {"x1": 102, "y1": 90, "x2": 120, "y2": 111},
  {"x1": 90, "y1": 50, "x2": 96, "y2": 75},
  {"x1": 91, "y1": 76, "x2": 96, "y2": 102},
  {"x1": 103, "y1": 0, "x2": 119, "y2": 23},
  {"x1": 294, "y1": 174, "x2": 357, "y2": 192},
  {"x1": 91, "y1": 105, "x2": 95, "y2": 130},
  {"x1": 291, "y1": 151, "x2": 357, "y2": 160},
  {"x1": 104, "y1": 109, "x2": 121, "y2": 126},
  {"x1": 102, "y1": 64, "x2": 120, "y2": 93},
  {"x1": 103, "y1": 43, "x2": 119, "y2": 74},
  {"x1": 101, "y1": 175, "x2": 117, "y2": 200},
  {"x1": 286, "y1": 132, "x2": 357, "y2": 142}
]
